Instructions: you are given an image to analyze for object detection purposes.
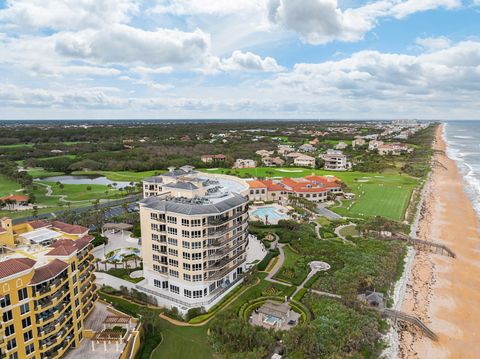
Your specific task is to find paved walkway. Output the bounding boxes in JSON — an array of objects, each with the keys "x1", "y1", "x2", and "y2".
[
  {"x1": 334, "y1": 223, "x2": 357, "y2": 244},
  {"x1": 92, "y1": 230, "x2": 140, "y2": 260}
]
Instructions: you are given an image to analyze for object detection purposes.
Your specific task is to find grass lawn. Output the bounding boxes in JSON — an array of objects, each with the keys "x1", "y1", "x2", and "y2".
[
  {"x1": 39, "y1": 181, "x2": 123, "y2": 201},
  {"x1": 274, "y1": 246, "x2": 309, "y2": 285},
  {"x1": 339, "y1": 225, "x2": 360, "y2": 237},
  {"x1": 100, "y1": 292, "x2": 214, "y2": 359},
  {"x1": 26, "y1": 169, "x2": 65, "y2": 178},
  {"x1": 0, "y1": 175, "x2": 22, "y2": 196},
  {"x1": 0, "y1": 143, "x2": 34, "y2": 148},
  {"x1": 106, "y1": 268, "x2": 144, "y2": 284},
  {"x1": 71, "y1": 170, "x2": 165, "y2": 182},
  {"x1": 333, "y1": 184, "x2": 413, "y2": 220},
  {"x1": 150, "y1": 324, "x2": 214, "y2": 359}
]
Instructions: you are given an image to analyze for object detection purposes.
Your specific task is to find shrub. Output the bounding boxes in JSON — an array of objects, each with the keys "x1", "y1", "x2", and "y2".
[
  {"x1": 186, "y1": 307, "x2": 205, "y2": 321},
  {"x1": 257, "y1": 248, "x2": 280, "y2": 271},
  {"x1": 164, "y1": 306, "x2": 184, "y2": 321}
]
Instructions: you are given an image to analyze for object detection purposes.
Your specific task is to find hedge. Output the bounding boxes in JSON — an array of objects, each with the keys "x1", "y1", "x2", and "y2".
[
  {"x1": 292, "y1": 288, "x2": 307, "y2": 302},
  {"x1": 257, "y1": 248, "x2": 280, "y2": 271}
]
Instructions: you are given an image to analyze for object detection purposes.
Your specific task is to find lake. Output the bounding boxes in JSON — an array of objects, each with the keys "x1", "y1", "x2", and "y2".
[{"x1": 39, "y1": 175, "x2": 131, "y2": 189}]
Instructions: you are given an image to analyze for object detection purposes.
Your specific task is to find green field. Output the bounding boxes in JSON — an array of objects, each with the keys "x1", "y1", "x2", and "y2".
[
  {"x1": 333, "y1": 183, "x2": 413, "y2": 220},
  {"x1": 38, "y1": 181, "x2": 122, "y2": 202},
  {"x1": 72, "y1": 170, "x2": 164, "y2": 182},
  {"x1": 0, "y1": 175, "x2": 22, "y2": 196},
  {"x1": 0, "y1": 143, "x2": 34, "y2": 148}
]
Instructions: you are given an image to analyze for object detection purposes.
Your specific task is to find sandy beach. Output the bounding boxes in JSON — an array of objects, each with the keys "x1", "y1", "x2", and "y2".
[{"x1": 399, "y1": 125, "x2": 480, "y2": 358}]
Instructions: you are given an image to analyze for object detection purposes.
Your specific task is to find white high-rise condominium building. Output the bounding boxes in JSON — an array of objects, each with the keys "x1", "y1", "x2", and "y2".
[{"x1": 138, "y1": 166, "x2": 250, "y2": 312}]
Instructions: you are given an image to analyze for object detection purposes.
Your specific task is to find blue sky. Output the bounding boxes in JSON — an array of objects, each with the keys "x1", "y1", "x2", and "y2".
[{"x1": 0, "y1": 0, "x2": 479, "y2": 120}]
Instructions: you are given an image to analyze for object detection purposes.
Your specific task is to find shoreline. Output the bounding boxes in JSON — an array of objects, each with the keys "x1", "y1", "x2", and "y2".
[{"x1": 398, "y1": 124, "x2": 480, "y2": 358}]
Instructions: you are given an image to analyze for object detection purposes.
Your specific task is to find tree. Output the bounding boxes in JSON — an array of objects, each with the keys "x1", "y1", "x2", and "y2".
[{"x1": 283, "y1": 324, "x2": 321, "y2": 358}]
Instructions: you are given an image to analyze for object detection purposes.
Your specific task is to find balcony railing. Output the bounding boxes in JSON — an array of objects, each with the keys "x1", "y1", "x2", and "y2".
[
  {"x1": 207, "y1": 209, "x2": 247, "y2": 226},
  {"x1": 205, "y1": 239, "x2": 247, "y2": 260},
  {"x1": 33, "y1": 275, "x2": 69, "y2": 299},
  {"x1": 206, "y1": 258, "x2": 246, "y2": 281}
]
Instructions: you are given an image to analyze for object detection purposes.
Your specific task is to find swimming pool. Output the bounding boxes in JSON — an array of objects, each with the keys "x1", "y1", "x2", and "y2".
[
  {"x1": 263, "y1": 314, "x2": 280, "y2": 325},
  {"x1": 107, "y1": 248, "x2": 140, "y2": 262},
  {"x1": 252, "y1": 207, "x2": 288, "y2": 221}
]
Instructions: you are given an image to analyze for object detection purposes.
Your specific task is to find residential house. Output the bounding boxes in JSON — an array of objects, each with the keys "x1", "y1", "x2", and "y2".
[
  {"x1": 320, "y1": 150, "x2": 350, "y2": 171},
  {"x1": 234, "y1": 159, "x2": 256, "y2": 168},
  {"x1": 294, "y1": 155, "x2": 316, "y2": 168},
  {"x1": 352, "y1": 137, "x2": 366, "y2": 148},
  {"x1": 368, "y1": 140, "x2": 384, "y2": 151},
  {"x1": 262, "y1": 157, "x2": 285, "y2": 167},
  {"x1": 335, "y1": 142, "x2": 348, "y2": 150},
  {"x1": 200, "y1": 154, "x2": 226, "y2": 163},
  {"x1": 299, "y1": 144, "x2": 316, "y2": 152},
  {"x1": 256, "y1": 149, "x2": 274, "y2": 157},
  {"x1": 378, "y1": 143, "x2": 412, "y2": 156}
]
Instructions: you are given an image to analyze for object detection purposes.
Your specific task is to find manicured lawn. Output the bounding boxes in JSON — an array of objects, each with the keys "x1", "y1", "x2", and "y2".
[
  {"x1": 39, "y1": 181, "x2": 123, "y2": 201},
  {"x1": 0, "y1": 175, "x2": 22, "y2": 196},
  {"x1": 333, "y1": 184, "x2": 413, "y2": 220},
  {"x1": 99, "y1": 292, "x2": 214, "y2": 359},
  {"x1": 150, "y1": 324, "x2": 213, "y2": 359},
  {"x1": 72, "y1": 170, "x2": 165, "y2": 182},
  {"x1": 274, "y1": 246, "x2": 309, "y2": 285},
  {"x1": 27, "y1": 169, "x2": 65, "y2": 178},
  {"x1": 339, "y1": 225, "x2": 360, "y2": 237},
  {"x1": 0, "y1": 143, "x2": 34, "y2": 148}
]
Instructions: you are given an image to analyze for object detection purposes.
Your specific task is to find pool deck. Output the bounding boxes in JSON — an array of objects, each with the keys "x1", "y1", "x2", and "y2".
[{"x1": 249, "y1": 204, "x2": 290, "y2": 224}]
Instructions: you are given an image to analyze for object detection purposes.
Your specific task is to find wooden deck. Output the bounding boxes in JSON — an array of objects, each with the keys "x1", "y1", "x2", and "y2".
[{"x1": 381, "y1": 308, "x2": 438, "y2": 341}]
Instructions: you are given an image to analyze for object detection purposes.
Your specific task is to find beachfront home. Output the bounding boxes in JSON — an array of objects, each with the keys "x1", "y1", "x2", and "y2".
[
  {"x1": 320, "y1": 150, "x2": 350, "y2": 171},
  {"x1": 234, "y1": 159, "x2": 256, "y2": 168},
  {"x1": 378, "y1": 143, "x2": 412, "y2": 156},
  {"x1": 352, "y1": 137, "x2": 366, "y2": 148},
  {"x1": 294, "y1": 155, "x2": 316, "y2": 168}
]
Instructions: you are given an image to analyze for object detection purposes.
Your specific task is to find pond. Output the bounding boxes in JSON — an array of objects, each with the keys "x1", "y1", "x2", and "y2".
[{"x1": 39, "y1": 175, "x2": 131, "y2": 189}]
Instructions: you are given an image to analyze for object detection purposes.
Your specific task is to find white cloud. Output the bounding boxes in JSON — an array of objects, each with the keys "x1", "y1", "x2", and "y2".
[
  {"x1": 54, "y1": 25, "x2": 210, "y2": 65},
  {"x1": 0, "y1": 0, "x2": 138, "y2": 30},
  {"x1": 152, "y1": 0, "x2": 265, "y2": 16},
  {"x1": 267, "y1": 0, "x2": 462, "y2": 45},
  {"x1": 131, "y1": 66, "x2": 173, "y2": 75},
  {"x1": 416, "y1": 36, "x2": 452, "y2": 51},
  {"x1": 209, "y1": 50, "x2": 285, "y2": 72}
]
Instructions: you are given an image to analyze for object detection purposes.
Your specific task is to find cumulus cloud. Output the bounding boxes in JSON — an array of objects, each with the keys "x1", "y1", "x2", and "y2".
[
  {"x1": 211, "y1": 50, "x2": 284, "y2": 72},
  {"x1": 55, "y1": 26, "x2": 210, "y2": 65},
  {"x1": 0, "y1": 0, "x2": 138, "y2": 30},
  {"x1": 152, "y1": 0, "x2": 264, "y2": 16},
  {"x1": 270, "y1": 41, "x2": 480, "y2": 99},
  {"x1": 416, "y1": 36, "x2": 452, "y2": 51},
  {"x1": 267, "y1": 0, "x2": 462, "y2": 45}
]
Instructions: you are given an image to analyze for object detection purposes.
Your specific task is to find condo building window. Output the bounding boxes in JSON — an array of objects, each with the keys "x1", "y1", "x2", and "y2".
[
  {"x1": 25, "y1": 343, "x2": 35, "y2": 355},
  {"x1": 191, "y1": 219, "x2": 201, "y2": 227},
  {"x1": 5, "y1": 324, "x2": 15, "y2": 336},
  {"x1": 7, "y1": 338, "x2": 17, "y2": 351},
  {"x1": 167, "y1": 227, "x2": 177, "y2": 235},
  {"x1": 167, "y1": 216, "x2": 177, "y2": 224},
  {"x1": 151, "y1": 223, "x2": 158, "y2": 231},
  {"x1": 183, "y1": 274, "x2": 191, "y2": 281},
  {"x1": 20, "y1": 303, "x2": 29, "y2": 315},
  {"x1": 3, "y1": 310, "x2": 13, "y2": 322},
  {"x1": 193, "y1": 274, "x2": 202, "y2": 282},
  {"x1": 182, "y1": 241, "x2": 190, "y2": 249},
  {"x1": 170, "y1": 285, "x2": 179, "y2": 294},
  {"x1": 192, "y1": 263, "x2": 202, "y2": 271},
  {"x1": 183, "y1": 263, "x2": 191, "y2": 271},
  {"x1": 169, "y1": 259, "x2": 178, "y2": 267},
  {"x1": 183, "y1": 252, "x2": 191, "y2": 260},
  {"x1": 150, "y1": 213, "x2": 158, "y2": 220},
  {"x1": 152, "y1": 234, "x2": 158, "y2": 241},
  {"x1": 0, "y1": 294, "x2": 11, "y2": 307},
  {"x1": 169, "y1": 269, "x2": 179, "y2": 278},
  {"x1": 192, "y1": 241, "x2": 202, "y2": 249},
  {"x1": 181, "y1": 230, "x2": 189, "y2": 238},
  {"x1": 191, "y1": 230, "x2": 202, "y2": 238},
  {"x1": 192, "y1": 253, "x2": 202, "y2": 260},
  {"x1": 22, "y1": 317, "x2": 31, "y2": 329},
  {"x1": 23, "y1": 330, "x2": 33, "y2": 342},
  {"x1": 167, "y1": 237, "x2": 178, "y2": 246},
  {"x1": 181, "y1": 219, "x2": 190, "y2": 226},
  {"x1": 184, "y1": 289, "x2": 192, "y2": 298},
  {"x1": 154, "y1": 279, "x2": 161, "y2": 288},
  {"x1": 152, "y1": 244, "x2": 159, "y2": 252},
  {"x1": 193, "y1": 290, "x2": 203, "y2": 299},
  {"x1": 168, "y1": 248, "x2": 178, "y2": 257},
  {"x1": 209, "y1": 283, "x2": 216, "y2": 292}
]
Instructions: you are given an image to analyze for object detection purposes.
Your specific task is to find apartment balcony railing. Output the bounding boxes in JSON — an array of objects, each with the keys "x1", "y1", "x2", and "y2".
[
  {"x1": 37, "y1": 301, "x2": 71, "y2": 327},
  {"x1": 206, "y1": 230, "x2": 246, "y2": 249},
  {"x1": 207, "y1": 209, "x2": 247, "y2": 226},
  {"x1": 205, "y1": 258, "x2": 246, "y2": 281},
  {"x1": 38, "y1": 310, "x2": 73, "y2": 339},
  {"x1": 33, "y1": 275, "x2": 69, "y2": 299},
  {"x1": 205, "y1": 239, "x2": 247, "y2": 260},
  {"x1": 36, "y1": 285, "x2": 69, "y2": 311},
  {"x1": 207, "y1": 221, "x2": 246, "y2": 238}
]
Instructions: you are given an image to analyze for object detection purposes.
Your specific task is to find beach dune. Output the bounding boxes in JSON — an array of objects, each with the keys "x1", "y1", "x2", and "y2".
[{"x1": 399, "y1": 125, "x2": 480, "y2": 358}]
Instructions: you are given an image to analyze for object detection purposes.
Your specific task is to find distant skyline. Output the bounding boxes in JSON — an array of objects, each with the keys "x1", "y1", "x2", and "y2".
[{"x1": 1, "y1": 0, "x2": 479, "y2": 120}]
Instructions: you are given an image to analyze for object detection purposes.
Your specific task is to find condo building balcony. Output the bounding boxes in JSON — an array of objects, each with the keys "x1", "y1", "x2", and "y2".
[{"x1": 33, "y1": 271, "x2": 69, "y2": 299}]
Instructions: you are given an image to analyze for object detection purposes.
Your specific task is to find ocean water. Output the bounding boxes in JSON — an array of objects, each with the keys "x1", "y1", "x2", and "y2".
[{"x1": 444, "y1": 121, "x2": 480, "y2": 217}]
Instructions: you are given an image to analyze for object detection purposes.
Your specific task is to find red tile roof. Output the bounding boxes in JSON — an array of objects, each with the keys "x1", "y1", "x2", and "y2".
[
  {"x1": 30, "y1": 259, "x2": 69, "y2": 284},
  {"x1": 28, "y1": 220, "x2": 50, "y2": 229},
  {"x1": 248, "y1": 180, "x2": 267, "y2": 189},
  {"x1": 0, "y1": 195, "x2": 29, "y2": 202},
  {"x1": 46, "y1": 244, "x2": 77, "y2": 256},
  {"x1": 0, "y1": 258, "x2": 35, "y2": 279},
  {"x1": 51, "y1": 221, "x2": 88, "y2": 235},
  {"x1": 261, "y1": 180, "x2": 284, "y2": 191}
]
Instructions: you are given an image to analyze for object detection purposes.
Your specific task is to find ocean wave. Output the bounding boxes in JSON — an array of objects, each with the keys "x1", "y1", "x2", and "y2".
[{"x1": 453, "y1": 135, "x2": 474, "y2": 139}]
